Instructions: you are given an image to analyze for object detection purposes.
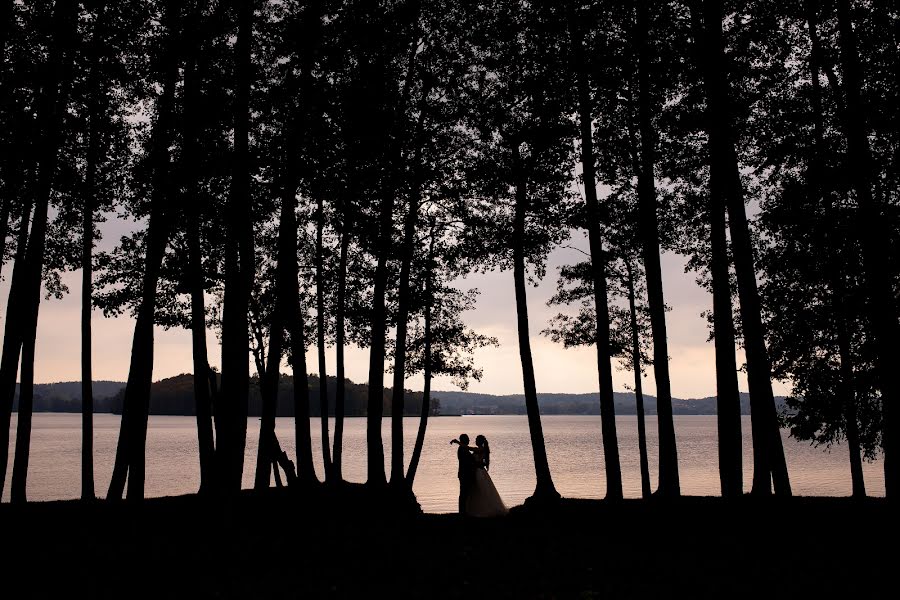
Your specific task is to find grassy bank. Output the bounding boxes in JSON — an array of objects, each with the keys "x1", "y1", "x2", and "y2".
[{"x1": 0, "y1": 489, "x2": 893, "y2": 598}]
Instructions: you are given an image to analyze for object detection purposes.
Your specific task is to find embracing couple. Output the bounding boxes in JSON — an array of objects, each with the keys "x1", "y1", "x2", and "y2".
[{"x1": 452, "y1": 434, "x2": 508, "y2": 517}]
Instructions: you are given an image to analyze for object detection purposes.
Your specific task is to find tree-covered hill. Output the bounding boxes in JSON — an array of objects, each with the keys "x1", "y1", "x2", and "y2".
[
  {"x1": 13, "y1": 375, "x2": 438, "y2": 417},
  {"x1": 14, "y1": 378, "x2": 784, "y2": 416}
]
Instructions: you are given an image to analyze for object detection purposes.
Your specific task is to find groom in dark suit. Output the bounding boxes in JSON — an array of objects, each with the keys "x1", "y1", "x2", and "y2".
[{"x1": 457, "y1": 434, "x2": 476, "y2": 515}]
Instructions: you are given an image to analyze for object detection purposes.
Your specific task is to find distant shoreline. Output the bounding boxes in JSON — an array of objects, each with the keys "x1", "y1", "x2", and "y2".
[{"x1": 15, "y1": 379, "x2": 784, "y2": 417}]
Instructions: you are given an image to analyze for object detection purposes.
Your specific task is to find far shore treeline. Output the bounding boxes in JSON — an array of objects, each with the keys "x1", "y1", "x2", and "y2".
[
  {"x1": 12, "y1": 375, "x2": 440, "y2": 417},
  {"x1": 1, "y1": 0, "x2": 898, "y2": 505},
  {"x1": 12, "y1": 378, "x2": 779, "y2": 417}
]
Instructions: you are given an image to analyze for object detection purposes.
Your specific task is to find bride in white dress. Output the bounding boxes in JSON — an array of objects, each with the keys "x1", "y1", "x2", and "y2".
[{"x1": 466, "y1": 435, "x2": 509, "y2": 517}]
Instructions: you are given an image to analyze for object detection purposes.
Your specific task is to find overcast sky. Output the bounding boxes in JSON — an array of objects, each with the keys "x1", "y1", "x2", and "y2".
[{"x1": 2, "y1": 208, "x2": 791, "y2": 399}]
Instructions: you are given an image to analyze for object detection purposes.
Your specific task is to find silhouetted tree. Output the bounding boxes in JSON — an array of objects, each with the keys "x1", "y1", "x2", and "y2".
[
  {"x1": 680, "y1": 0, "x2": 744, "y2": 498},
  {"x1": 456, "y1": 0, "x2": 575, "y2": 504},
  {"x1": 181, "y1": 0, "x2": 216, "y2": 495},
  {"x1": 632, "y1": 0, "x2": 680, "y2": 497},
  {"x1": 835, "y1": 0, "x2": 900, "y2": 498},
  {"x1": 567, "y1": 2, "x2": 623, "y2": 501},
  {"x1": 402, "y1": 215, "x2": 498, "y2": 486},
  {"x1": 8, "y1": 0, "x2": 78, "y2": 503},
  {"x1": 692, "y1": 0, "x2": 790, "y2": 497},
  {"x1": 218, "y1": 0, "x2": 256, "y2": 492},
  {"x1": 108, "y1": 0, "x2": 181, "y2": 501}
]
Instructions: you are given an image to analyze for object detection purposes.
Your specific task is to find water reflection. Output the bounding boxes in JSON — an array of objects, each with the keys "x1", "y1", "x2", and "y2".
[{"x1": 3, "y1": 414, "x2": 884, "y2": 511}]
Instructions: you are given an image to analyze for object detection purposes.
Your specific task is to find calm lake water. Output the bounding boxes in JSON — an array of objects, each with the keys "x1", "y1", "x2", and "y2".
[{"x1": 2, "y1": 413, "x2": 885, "y2": 512}]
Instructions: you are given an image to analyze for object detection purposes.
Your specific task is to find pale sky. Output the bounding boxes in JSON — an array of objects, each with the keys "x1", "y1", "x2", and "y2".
[{"x1": 2, "y1": 211, "x2": 791, "y2": 399}]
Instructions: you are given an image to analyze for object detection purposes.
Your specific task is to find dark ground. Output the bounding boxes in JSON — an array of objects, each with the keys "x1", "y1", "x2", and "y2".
[{"x1": 0, "y1": 487, "x2": 894, "y2": 599}]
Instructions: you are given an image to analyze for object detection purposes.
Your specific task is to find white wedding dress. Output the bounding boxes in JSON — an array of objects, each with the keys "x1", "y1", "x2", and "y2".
[{"x1": 466, "y1": 466, "x2": 509, "y2": 517}]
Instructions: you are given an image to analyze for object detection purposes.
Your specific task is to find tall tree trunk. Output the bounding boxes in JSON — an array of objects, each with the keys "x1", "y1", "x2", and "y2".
[
  {"x1": 406, "y1": 222, "x2": 435, "y2": 487},
  {"x1": 79, "y1": 0, "x2": 113, "y2": 501},
  {"x1": 182, "y1": 0, "x2": 215, "y2": 495},
  {"x1": 284, "y1": 192, "x2": 315, "y2": 484},
  {"x1": 389, "y1": 182, "x2": 419, "y2": 488},
  {"x1": 219, "y1": 0, "x2": 254, "y2": 492},
  {"x1": 636, "y1": 0, "x2": 680, "y2": 497},
  {"x1": 690, "y1": 0, "x2": 744, "y2": 499},
  {"x1": 7, "y1": 0, "x2": 78, "y2": 503},
  {"x1": 366, "y1": 185, "x2": 391, "y2": 487},
  {"x1": 291, "y1": 0, "x2": 323, "y2": 485},
  {"x1": 569, "y1": 11, "x2": 622, "y2": 500},
  {"x1": 0, "y1": 197, "x2": 31, "y2": 499},
  {"x1": 513, "y1": 145, "x2": 559, "y2": 503},
  {"x1": 332, "y1": 223, "x2": 350, "y2": 482},
  {"x1": 625, "y1": 262, "x2": 651, "y2": 499},
  {"x1": 315, "y1": 195, "x2": 332, "y2": 481},
  {"x1": 836, "y1": 313, "x2": 866, "y2": 497},
  {"x1": 365, "y1": 6, "x2": 420, "y2": 489},
  {"x1": 708, "y1": 194, "x2": 744, "y2": 499},
  {"x1": 107, "y1": 1, "x2": 180, "y2": 501},
  {"x1": 80, "y1": 89, "x2": 99, "y2": 503},
  {"x1": 836, "y1": 0, "x2": 899, "y2": 497},
  {"x1": 10, "y1": 305, "x2": 37, "y2": 503},
  {"x1": 255, "y1": 177, "x2": 295, "y2": 489},
  {"x1": 804, "y1": 0, "x2": 865, "y2": 499},
  {"x1": 698, "y1": 0, "x2": 790, "y2": 496}
]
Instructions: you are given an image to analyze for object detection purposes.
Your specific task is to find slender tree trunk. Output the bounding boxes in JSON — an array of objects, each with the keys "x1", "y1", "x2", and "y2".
[
  {"x1": 626, "y1": 262, "x2": 652, "y2": 498},
  {"x1": 80, "y1": 92, "x2": 99, "y2": 503},
  {"x1": 836, "y1": 314, "x2": 866, "y2": 497},
  {"x1": 108, "y1": 1, "x2": 180, "y2": 501},
  {"x1": 804, "y1": 0, "x2": 865, "y2": 499},
  {"x1": 513, "y1": 146, "x2": 559, "y2": 503},
  {"x1": 332, "y1": 221, "x2": 351, "y2": 481},
  {"x1": 10, "y1": 307, "x2": 37, "y2": 503},
  {"x1": 366, "y1": 184, "x2": 391, "y2": 487},
  {"x1": 388, "y1": 83, "x2": 429, "y2": 490},
  {"x1": 836, "y1": 0, "x2": 899, "y2": 497},
  {"x1": 219, "y1": 0, "x2": 254, "y2": 492},
  {"x1": 692, "y1": 0, "x2": 744, "y2": 497},
  {"x1": 365, "y1": 7, "x2": 420, "y2": 489},
  {"x1": 255, "y1": 180, "x2": 295, "y2": 489},
  {"x1": 12, "y1": 200, "x2": 46, "y2": 504},
  {"x1": 284, "y1": 194, "x2": 315, "y2": 485},
  {"x1": 725, "y1": 151, "x2": 791, "y2": 498},
  {"x1": 365, "y1": 72, "x2": 411, "y2": 489},
  {"x1": 287, "y1": 0, "x2": 324, "y2": 485},
  {"x1": 709, "y1": 193, "x2": 744, "y2": 499},
  {"x1": 108, "y1": 171, "x2": 170, "y2": 502},
  {"x1": 79, "y1": 1, "x2": 113, "y2": 500},
  {"x1": 406, "y1": 222, "x2": 435, "y2": 487},
  {"x1": 389, "y1": 190, "x2": 419, "y2": 488},
  {"x1": 7, "y1": 0, "x2": 77, "y2": 502},
  {"x1": 636, "y1": 0, "x2": 680, "y2": 497},
  {"x1": 0, "y1": 198, "x2": 31, "y2": 499},
  {"x1": 182, "y1": 0, "x2": 215, "y2": 495},
  {"x1": 364, "y1": 53, "x2": 403, "y2": 489},
  {"x1": 315, "y1": 195, "x2": 332, "y2": 481},
  {"x1": 698, "y1": 0, "x2": 790, "y2": 496},
  {"x1": 569, "y1": 13, "x2": 622, "y2": 500}
]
